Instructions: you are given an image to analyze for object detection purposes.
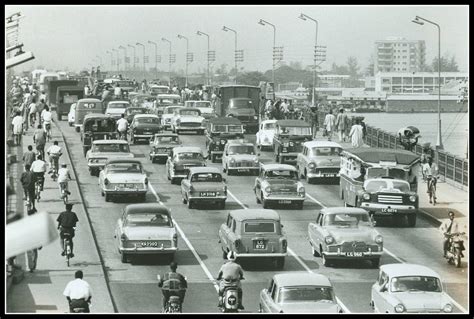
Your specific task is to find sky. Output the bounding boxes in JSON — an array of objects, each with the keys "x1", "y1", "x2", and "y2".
[{"x1": 5, "y1": 5, "x2": 469, "y2": 75}]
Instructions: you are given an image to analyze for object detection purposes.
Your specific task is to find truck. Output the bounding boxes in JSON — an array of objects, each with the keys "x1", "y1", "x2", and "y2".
[
  {"x1": 55, "y1": 86, "x2": 84, "y2": 121},
  {"x1": 47, "y1": 80, "x2": 79, "y2": 111},
  {"x1": 214, "y1": 85, "x2": 261, "y2": 133}
]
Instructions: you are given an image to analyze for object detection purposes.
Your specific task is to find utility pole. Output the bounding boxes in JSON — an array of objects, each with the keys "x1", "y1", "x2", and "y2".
[
  {"x1": 223, "y1": 26, "x2": 241, "y2": 84},
  {"x1": 178, "y1": 34, "x2": 192, "y2": 88}
]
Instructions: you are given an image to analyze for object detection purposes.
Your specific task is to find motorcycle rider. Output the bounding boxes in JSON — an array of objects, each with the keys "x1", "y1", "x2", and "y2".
[
  {"x1": 158, "y1": 261, "x2": 187, "y2": 310},
  {"x1": 63, "y1": 270, "x2": 92, "y2": 313},
  {"x1": 439, "y1": 211, "x2": 461, "y2": 258},
  {"x1": 217, "y1": 251, "x2": 244, "y2": 310}
]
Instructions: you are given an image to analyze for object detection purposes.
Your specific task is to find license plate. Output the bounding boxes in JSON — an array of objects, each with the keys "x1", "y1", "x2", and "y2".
[
  {"x1": 323, "y1": 174, "x2": 335, "y2": 177},
  {"x1": 381, "y1": 208, "x2": 398, "y2": 213},
  {"x1": 200, "y1": 192, "x2": 216, "y2": 197},
  {"x1": 278, "y1": 200, "x2": 292, "y2": 204},
  {"x1": 254, "y1": 240, "x2": 266, "y2": 250},
  {"x1": 144, "y1": 132, "x2": 152, "y2": 135},
  {"x1": 346, "y1": 252, "x2": 363, "y2": 257},
  {"x1": 140, "y1": 241, "x2": 158, "y2": 247},
  {"x1": 238, "y1": 169, "x2": 249, "y2": 172}
]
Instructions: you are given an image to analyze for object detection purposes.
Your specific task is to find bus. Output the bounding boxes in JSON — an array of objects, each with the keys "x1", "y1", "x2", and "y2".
[{"x1": 39, "y1": 72, "x2": 60, "y2": 93}]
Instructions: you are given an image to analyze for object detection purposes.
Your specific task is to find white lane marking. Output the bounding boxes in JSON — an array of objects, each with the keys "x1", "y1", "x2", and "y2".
[
  {"x1": 148, "y1": 184, "x2": 219, "y2": 292},
  {"x1": 306, "y1": 191, "x2": 467, "y2": 313},
  {"x1": 228, "y1": 189, "x2": 351, "y2": 313}
]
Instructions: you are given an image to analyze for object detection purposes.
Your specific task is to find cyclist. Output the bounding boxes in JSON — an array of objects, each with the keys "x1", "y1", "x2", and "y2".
[
  {"x1": 33, "y1": 124, "x2": 47, "y2": 160},
  {"x1": 116, "y1": 113, "x2": 128, "y2": 140},
  {"x1": 41, "y1": 105, "x2": 53, "y2": 140},
  {"x1": 57, "y1": 163, "x2": 72, "y2": 199},
  {"x1": 30, "y1": 154, "x2": 47, "y2": 192},
  {"x1": 57, "y1": 203, "x2": 79, "y2": 258},
  {"x1": 158, "y1": 261, "x2": 188, "y2": 311},
  {"x1": 422, "y1": 156, "x2": 439, "y2": 203},
  {"x1": 29, "y1": 98, "x2": 37, "y2": 128},
  {"x1": 63, "y1": 270, "x2": 92, "y2": 313},
  {"x1": 439, "y1": 211, "x2": 461, "y2": 258},
  {"x1": 20, "y1": 164, "x2": 37, "y2": 210},
  {"x1": 47, "y1": 141, "x2": 63, "y2": 177}
]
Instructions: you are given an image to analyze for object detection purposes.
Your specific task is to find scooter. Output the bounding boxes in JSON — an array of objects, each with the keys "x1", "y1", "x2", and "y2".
[
  {"x1": 445, "y1": 232, "x2": 466, "y2": 268},
  {"x1": 218, "y1": 278, "x2": 244, "y2": 313},
  {"x1": 69, "y1": 298, "x2": 90, "y2": 313},
  {"x1": 157, "y1": 274, "x2": 185, "y2": 313}
]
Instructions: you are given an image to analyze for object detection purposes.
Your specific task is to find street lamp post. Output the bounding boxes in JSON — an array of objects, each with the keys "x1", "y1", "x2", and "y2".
[
  {"x1": 258, "y1": 19, "x2": 276, "y2": 85},
  {"x1": 299, "y1": 13, "x2": 318, "y2": 107},
  {"x1": 106, "y1": 50, "x2": 113, "y2": 72},
  {"x1": 148, "y1": 40, "x2": 158, "y2": 81},
  {"x1": 119, "y1": 45, "x2": 128, "y2": 72},
  {"x1": 136, "y1": 42, "x2": 146, "y2": 80},
  {"x1": 128, "y1": 44, "x2": 136, "y2": 72},
  {"x1": 197, "y1": 30, "x2": 210, "y2": 85},
  {"x1": 161, "y1": 38, "x2": 172, "y2": 87},
  {"x1": 112, "y1": 48, "x2": 119, "y2": 73},
  {"x1": 412, "y1": 15, "x2": 443, "y2": 150},
  {"x1": 222, "y1": 25, "x2": 238, "y2": 84},
  {"x1": 177, "y1": 34, "x2": 189, "y2": 88}
]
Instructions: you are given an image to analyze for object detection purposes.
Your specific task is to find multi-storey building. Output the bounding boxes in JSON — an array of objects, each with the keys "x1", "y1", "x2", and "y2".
[
  {"x1": 374, "y1": 37, "x2": 426, "y2": 73},
  {"x1": 374, "y1": 72, "x2": 468, "y2": 94}
]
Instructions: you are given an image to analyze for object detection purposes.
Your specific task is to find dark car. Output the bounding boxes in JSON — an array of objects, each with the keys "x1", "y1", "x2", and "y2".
[
  {"x1": 273, "y1": 120, "x2": 312, "y2": 164},
  {"x1": 126, "y1": 107, "x2": 149, "y2": 124},
  {"x1": 129, "y1": 114, "x2": 162, "y2": 144},
  {"x1": 205, "y1": 117, "x2": 244, "y2": 163}
]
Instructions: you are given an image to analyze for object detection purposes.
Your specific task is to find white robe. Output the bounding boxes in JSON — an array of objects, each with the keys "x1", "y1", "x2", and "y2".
[{"x1": 349, "y1": 124, "x2": 364, "y2": 148}]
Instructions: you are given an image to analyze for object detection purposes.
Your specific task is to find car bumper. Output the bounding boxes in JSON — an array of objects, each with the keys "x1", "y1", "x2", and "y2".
[
  {"x1": 120, "y1": 247, "x2": 178, "y2": 254},
  {"x1": 176, "y1": 126, "x2": 205, "y2": 131},
  {"x1": 170, "y1": 172, "x2": 187, "y2": 179},
  {"x1": 235, "y1": 252, "x2": 287, "y2": 258},
  {"x1": 133, "y1": 134, "x2": 155, "y2": 139},
  {"x1": 188, "y1": 195, "x2": 227, "y2": 201},
  {"x1": 359, "y1": 202, "x2": 417, "y2": 215},
  {"x1": 264, "y1": 196, "x2": 305, "y2": 203},
  {"x1": 105, "y1": 190, "x2": 147, "y2": 195},
  {"x1": 227, "y1": 167, "x2": 259, "y2": 173},
  {"x1": 88, "y1": 163, "x2": 105, "y2": 170},
  {"x1": 150, "y1": 152, "x2": 170, "y2": 159},
  {"x1": 307, "y1": 171, "x2": 340, "y2": 178},
  {"x1": 323, "y1": 251, "x2": 383, "y2": 258}
]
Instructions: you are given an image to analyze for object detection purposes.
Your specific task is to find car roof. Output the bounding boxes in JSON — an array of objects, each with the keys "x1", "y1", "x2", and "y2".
[
  {"x1": 83, "y1": 113, "x2": 114, "y2": 120},
  {"x1": 273, "y1": 272, "x2": 332, "y2": 287},
  {"x1": 321, "y1": 207, "x2": 369, "y2": 215},
  {"x1": 108, "y1": 100, "x2": 130, "y2": 104},
  {"x1": 154, "y1": 133, "x2": 179, "y2": 137},
  {"x1": 105, "y1": 158, "x2": 141, "y2": 165},
  {"x1": 342, "y1": 148, "x2": 420, "y2": 166},
  {"x1": 173, "y1": 146, "x2": 202, "y2": 153},
  {"x1": 380, "y1": 264, "x2": 440, "y2": 278},
  {"x1": 92, "y1": 139, "x2": 129, "y2": 144},
  {"x1": 134, "y1": 114, "x2": 159, "y2": 118},
  {"x1": 179, "y1": 107, "x2": 201, "y2": 112},
  {"x1": 303, "y1": 141, "x2": 343, "y2": 148},
  {"x1": 208, "y1": 117, "x2": 242, "y2": 125},
  {"x1": 261, "y1": 119, "x2": 277, "y2": 125},
  {"x1": 189, "y1": 166, "x2": 221, "y2": 174},
  {"x1": 78, "y1": 98, "x2": 101, "y2": 103},
  {"x1": 229, "y1": 209, "x2": 280, "y2": 221},
  {"x1": 124, "y1": 202, "x2": 171, "y2": 215},
  {"x1": 276, "y1": 119, "x2": 311, "y2": 127},
  {"x1": 261, "y1": 163, "x2": 298, "y2": 171}
]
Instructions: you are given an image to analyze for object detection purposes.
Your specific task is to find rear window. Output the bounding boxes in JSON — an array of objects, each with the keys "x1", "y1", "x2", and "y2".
[
  {"x1": 108, "y1": 103, "x2": 129, "y2": 109},
  {"x1": 311, "y1": 147, "x2": 342, "y2": 156},
  {"x1": 136, "y1": 117, "x2": 159, "y2": 124},
  {"x1": 125, "y1": 213, "x2": 171, "y2": 227},
  {"x1": 191, "y1": 173, "x2": 222, "y2": 182},
  {"x1": 92, "y1": 144, "x2": 130, "y2": 153},
  {"x1": 180, "y1": 110, "x2": 200, "y2": 116},
  {"x1": 244, "y1": 222, "x2": 275, "y2": 233},
  {"x1": 79, "y1": 102, "x2": 98, "y2": 109}
]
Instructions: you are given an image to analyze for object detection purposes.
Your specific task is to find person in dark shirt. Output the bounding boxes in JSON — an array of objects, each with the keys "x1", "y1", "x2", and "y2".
[
  {"x1": 20, "y1": 164, "x2": 36, "y2": 208},
  {"x1": 57, "y1": 203, "x2": 79, "y2": 257},
  {"x1": 22, "y1": 145, "x2": 37, "y2": 170},
  {"x1": 158, "y1": 261, "x2": 187, "y2": 310}
]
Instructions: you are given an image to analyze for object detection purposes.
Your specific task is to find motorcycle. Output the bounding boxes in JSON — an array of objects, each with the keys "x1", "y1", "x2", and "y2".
[
  {"x1": 218, "y1": 278, "x2": 244, "y2": 313},
  {"x1": 69, "y1": 298, "x2": 90, "y2": 313},
  {"x1": 157, "y1": 274, "x2": 185, "y2": 313},
  {"x1": 445, "y1": 232, "x2": 466, "y2": 268}
]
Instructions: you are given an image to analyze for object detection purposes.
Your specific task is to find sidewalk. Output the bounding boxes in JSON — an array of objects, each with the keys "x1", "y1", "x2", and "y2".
[{"x1": 7, "y1": 120, "x2": 115, "y2": 313}]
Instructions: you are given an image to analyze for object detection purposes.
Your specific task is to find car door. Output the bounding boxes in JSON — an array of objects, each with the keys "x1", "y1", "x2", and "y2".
[
  {"x1": 372, "y1": 271, "x2": 390, "y2": 313},
  {"x1": 268, "y1": 282, "x2": 280, "y2": 313},
  {"x1": 260, "y1": 278, "x2": 275, "y2": 313},
  {"x1": 254, "y1": 168, "x2": 264, "y2": 198},
  {"x1": 308, "y1": 211, "x2": 322, "y2": 248},
  {"x1": 219, "y1": 214, "x2": 233, "y2": 251}
]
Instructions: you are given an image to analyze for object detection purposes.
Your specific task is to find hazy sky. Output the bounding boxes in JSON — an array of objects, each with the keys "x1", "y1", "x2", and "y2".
[{"x1": 6, "y1": 5, "x2": 469, "y2": 74}]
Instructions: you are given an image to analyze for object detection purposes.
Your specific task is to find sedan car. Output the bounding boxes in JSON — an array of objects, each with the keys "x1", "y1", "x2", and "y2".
[
  {"x1": 99, "y1": 159, "x2": 148, "y2": 202},
  {"x1": 256, "y1": 119, "x2": 277, "y2": 150},
  {"x1": 218, "y1": 209, "x2": 287, "y2": 269},
  {"x1": 129, "y1": 114, "x2": 162, "y2": 144},
  {"x1": 371, "y1": 264, "x2": 454, "y2": 313},
  {"x1": 181, "y1": 166, "x2": 227, "y2": 209},
  {"x1": 259, "y1": 272, "x2": 342, "y2": 313},
  {"x1": 166, "y1": 146, "x2": 206, "y2": 184},
  {"x1": 126, "y1": 106, "x2": 149, "y2": 124},
  {"x1": 254, "y1": 164, "x2": 305, "y2": 209},
  {"x1": 161, "y1": 105, "x2": 183, "y2": 130},
  {"x1": 86, "y1": 139, "x2": 134, "y2": 176},
  {"x1": 222, "y1": 140, "x2": 260, "y2": 176},
  {"x1": 308, "y1": 207, "x2": 383, "y2": 267},
  {"x1": 105, "y1": 100, "x2": 131, "y2": 120},
  {"x1": 149, "y1": 133, "x2": 182, "y2": 164},
  {"x1": 296, "y1": 141, "x2": 343, "y2": 184},
  {"x1": 68, "y1": 102, "x2": 76, "y2": 126},
  {"x1": 170, "y1": 107, "x2": 206, "y2": 135},
  {"x1": 114, "y1": 202, "x2": 178, "y2": 263}
]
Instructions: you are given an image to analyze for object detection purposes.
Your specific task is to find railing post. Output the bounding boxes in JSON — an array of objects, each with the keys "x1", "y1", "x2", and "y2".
[
  {"x1": 461, "y1": 160, "x2": 464, "y2": 186},
  {"x1": 453, "y1": 156, "x2": 456, "y2": 182}
]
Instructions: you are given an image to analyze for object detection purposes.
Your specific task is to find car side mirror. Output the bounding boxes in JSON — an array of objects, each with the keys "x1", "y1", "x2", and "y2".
[
  {"x1": 380, "y1": 284, "x2": 387, "y2": 292},
  {"x1": 223, "y1": 178, "x2": 227, "y2": 182}
]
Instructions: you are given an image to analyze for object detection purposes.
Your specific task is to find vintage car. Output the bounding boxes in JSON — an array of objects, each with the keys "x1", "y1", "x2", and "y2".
[
  {"x1": 273, "y1": 120, "x2": 312, "y2": 164},
  {"x1": 161, "y1": 105, "x2": 183, "y2": 130},
  {"x1": 129, "y1": 114, "x2": 162, "y2": 144},
  {"x1": 81, "y1": 114, "x2": 118, "y2": 157},
  {"x1": 131, "y1": 93, "x2": 154, "y2": 109},
  {"x1": 99, "y1": 159, "x2": 148, "y2": 202},
  {"x1": 196, "y1": 106, "x2": 217, "y2": 120},
  {"x1": 126, "y1": 106, "x2": 149, "y2": 124},
  {"x1": 149, "y1": 133, "x2": 182, "y2": 163},
  {"x1": 68, "y1": 102, "x2": 76, "y2": 126},
  {"x1": 180, "y1": 166, "x2": 227, "y2": 209},
  {"x1": 105, "y1": 100, "x2": 131, "y2": 120},
  {"x1": 308, "y1": 207, "x2": 383, "y2": 267},
  {"x1": 218, "y1": 209, "x2": 287, "y2": 269},
  {"x1": 154, "y1": 93, "x2": 182, "y2": 118},
  {"x1": 296, "y1": 141, "x2": 343, "y2": 184},
  {"x1": 166, "y1": 146, "x2": 206, "y2": 184},
  {"x1": 114, "y1": 202, "x2": 178, "y2": 263},
  {"x1": 259, "y1": 272, "x2": 341, "y2": 313},
  {"x1": 254, "y1": 164, "x2": 305, "y2": 209},
  {"x1": 222, "y1": 140, "x2": 260, "y2": 176},
  {"x1": 86, "y1": 139, "x2": 134, "y2": 176},
  {"x1": 205, "y1": 117, "x2": 244, "y2": 163},
  {"x1": 170, "y1": 107, "x2": 206, "y2": 135},
  {"x1": 256, "y1": 119, "x2": 277, "y2": 150},
  {"x1": 370, "y1": 264, "x2": 454, "y2": 313},
  {"x1": 149, "y1": 85, "x2": 170, "y2": 97},
  {"x1": 74, "y1": 98, "x2": 103, "y2": 133}
]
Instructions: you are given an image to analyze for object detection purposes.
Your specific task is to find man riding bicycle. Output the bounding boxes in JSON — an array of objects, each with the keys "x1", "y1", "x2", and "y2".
[
  {"x1": 63, "y1": 270, "x2": 92, "y2": 313},
  {"x1": 57, "y1": 163, "x2": 72, "y2": 199},
  {"x1": 422, "y1": 156, "x2": 439, "y2": 204},
  {"x1": 158, "y1": 261, "x2": 188, "y2": 311},
  {"x1": 57, "y1": 203, "x2": 79, "y2": 258},
  {"x1": 41, "y1": 105, "x2": 53, "y2": 140},
  {"x1": 30, "y1": 154, "x2": 47, "y2": 192},
  {"x1": 116, "y1": 113, "x2": 128, "y2": 140},
  {"x1": 47, "y1": 141, "x2": 63, "y2": 176}
]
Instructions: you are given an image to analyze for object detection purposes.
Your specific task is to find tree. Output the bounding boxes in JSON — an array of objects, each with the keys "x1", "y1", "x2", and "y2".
[
  {"x1": 431, "y1": 54, "x2": 459, "y2": 72},
  {"x1": 235, "y1": 71, "x2": 269, "y2": 86},
  {"x1": 289, "y1": 61, "x2": 303, "y2": 70},
  {"x1": 447, "y1": 55, "x2": 459, "y2": 72}
]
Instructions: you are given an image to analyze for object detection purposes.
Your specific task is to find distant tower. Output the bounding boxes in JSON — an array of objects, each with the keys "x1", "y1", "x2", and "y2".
[{"x1": 374, "y1": 37, "x2": 426, "y2": 73}]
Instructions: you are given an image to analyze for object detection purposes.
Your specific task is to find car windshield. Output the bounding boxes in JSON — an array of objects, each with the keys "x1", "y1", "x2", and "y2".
[
  {"x1": 125, "y1": 213, "x2": 171, "y2": 227},
  {"x1": 165, "y1": 107, "x2": 181, "y2": 114},
  {"x1": 177, "y1": 152, "x2": 203, "y2": 160},
  {"x1": 265, "y1": 169, "x2": 298, "y2": 180},
  {"x1": 311, "y1": 147, "x2": 342, "y2": 156},
  {"x1": 230, "y1": 99, "x2": 252, "y2": 109},
  {"x1": 228, "y1": 145, "x2": 255, "y2": 155},
  {"x1": 108, "y1": 103, "x2": 129, "y2": 109},
  {"x1": 128, "y1": 108, "x2": 147, "y2": 115},
  {"x1": 151, "y1": 87, "x2": 169, "y2": 94},
  {"x1": 213, "y1": 125, "x2": 242, "y2": 133},
  {"x1": 190, "y1": 173, "x2": 222, "y2": 182},
  {"x1": 156, "y1": 136, "x2": 180, "y2": 144},
  {"x1": 180, "y1": 110, "x2": 200, "y2": 116},
  {"x1": 107, "y1": 163, "x2": 142, "y2": 173},
  {"x1": 323, "y1": 213, "x2": 370, "y2": 227},
  {"x1": 278, "y1": 286, "x2": 335, "y2": 303},
  {"x1": 365, "y1": 180, "x2": 410, "y2": 192},
  {"x1": 390, "y1": 276, "x2": 442, "y2": 293},
  {"x1": 264, "y1": 123, "x2": 276, "y2": 130},
  {"x1": 92, "y1": 144, "x2": 130, "y2": 152},
  {"x1": 279, "y1": 126, "x2": 311, "y2": 135},
  {"x1": 244, "y1": 221, "x2": 275, "y2": 233},
  {"x1": 136, "y1": 117, "x2": 159, "y2": 124}
]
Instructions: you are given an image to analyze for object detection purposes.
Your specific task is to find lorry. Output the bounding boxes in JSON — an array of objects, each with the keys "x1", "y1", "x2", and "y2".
[
  {"x1": 47, "y1": 80, "x2": 79, "y2": 111},
  {"x1": 55, "y1": 86, "x2": 85, "y2": 121},
  {"x1": 214, "y1": 85, "x2": 261, "y2": 133}
]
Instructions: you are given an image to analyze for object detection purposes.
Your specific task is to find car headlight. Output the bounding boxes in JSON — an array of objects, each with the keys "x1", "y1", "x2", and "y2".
[
  {"x1": 363, "y1": 193, "x2": 371, "y2": 200},
  {"x1": 230, "y1": 158, "x2": 236, "y2": 163},
  {"x1": 443, "y1": 303, "x2": 453, "y2": 313},
  {"x1": 308, "y1": 162, "x2": 316, "y2": 169},
  {"x1": 375, "y1": 235, "x2": 383, "y2": 244},
  {"x1": 298, "y1": 186, "x2": 305, "y2": 196},
  {"x1": 325, "y1": 236, "x2": 334, "y2": 245},
  {"x1": 283, "y1": 142, "x2": 289, "y2": 147},
  {"x1": 289, "y1": 141, "x2": 294, "y2": 147},
  {"x1": 221, "y1": 139, "x2": 226, "y2": 145},
  {"x1": 253, "y1": 115, "x2": 258, "y2": 120},
  {"x1": 264, "y1": 186, "x2": 272, "y2": 194},
  {"x1": 394, "y1": 304, "x2": 405, "y2": 313},
  {"x1": 409, "y1": 195, "x2": 417, "y2": 202}
]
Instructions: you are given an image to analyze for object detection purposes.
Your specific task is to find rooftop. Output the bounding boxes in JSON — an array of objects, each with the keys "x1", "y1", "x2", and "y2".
[
  {"x1": 380, "y1": 263, "x2": 440, "y2": 278},
  {"x1": 273, "y1": 272, "x2": 332, "y2": 287},
  {"x1": 229, "y1": 209, "x2": 280, "y2": 221}
]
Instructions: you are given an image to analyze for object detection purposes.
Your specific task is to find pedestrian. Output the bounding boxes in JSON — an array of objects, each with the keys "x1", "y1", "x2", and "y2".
[
  {"x1": 20, "y1": 164, "x2": 36, "y2": 207},
  {"x1": 33, "y1": 124, "x2": 47, "y2": 159},
  {"x1": 29, "y1": 98, "x2": 37, "y2": 127},
  {"x1": 11, "y1": 110, "x2": 24, "y2": 146},
  {"x1": 349, "y1": 118, "x2": 365, "y2": 148},
  {"x1": 323, "y1": 109, "x2": 336, "y2": 141},
  {"x1": 310, "y1": 106, "x2": 319, "y2": 139},
  {"x1": 114, "y1": 83, "x2": 122, "y2": 98},
  {"x1": 335, "y1": 108, "x2": 349, "y2": 142},
  {"x1": 274, "y1": 99, "x2": 282, "y2": 120},
  {"x1": 23, "y1": 145, "x2": 37, "y2": 168},
  {"x1": 37, "y1": 99, "x2": 45, "y2": 116},
  {"x1": 84, "y1": 85, "x2": 90, "y2": 96},
  {"x1": 96, "y1": 66, "x2": 101, "y2": 79}
]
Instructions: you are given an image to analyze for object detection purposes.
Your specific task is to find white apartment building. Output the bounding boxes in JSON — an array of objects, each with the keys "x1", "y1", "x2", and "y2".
[{"x1": 374, "y1": 37, "x2": 426, "y2": 73}]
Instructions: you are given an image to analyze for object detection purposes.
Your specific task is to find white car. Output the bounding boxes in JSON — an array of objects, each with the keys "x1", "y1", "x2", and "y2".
[
  {"x1": 296, "y1": 141, "x2": 343, "y2": 183},
  {"x1": 68, "y1": 103, "x2": 76, "y2": 127},
  {"x1": 371, "y1": 264, "x2": 454, "y2": 313},
  {"x1": 256, "y1": 120, "x2": 277, "y2": 150},
  {"x1": 161, "y1": 105, "x2": 183, "y2": 130},
  {"x1": 170, "y1": 107, "x2": 205, "y2": 135},
  {"x1": 222, "y1": 140, "x2": 260, "y2": 175},
  {"x1": 105, "y1": 100, "x2": 131, "y2": 120}
]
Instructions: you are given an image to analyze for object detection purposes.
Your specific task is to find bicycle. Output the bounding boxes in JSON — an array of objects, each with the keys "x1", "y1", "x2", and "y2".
[
  {"x1": 35, "y1": 177, "x2": 43, "y2": 201},
  {"x1": 44, "y1": 122, "x2": 52, "y2": 141},
  {"x1": 49, "y1": 155, "x2": 60, "y2": 181},
  {"x1": 427, "y1": 175, "x2": 438, "y2": 205},
  {"x1": 62, "y1": 230, "x2": 74, "y2": 267},
  {"x1": 60, "y1": 181, "x2": 69, "y2": 204},
  {"x1": 118, "y1": 130, "x2": 128, "y2": 141}
]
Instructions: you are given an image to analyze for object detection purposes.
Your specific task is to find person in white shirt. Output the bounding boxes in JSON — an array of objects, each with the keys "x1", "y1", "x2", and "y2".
[
  {"x1": 11, "y1": 110, "x2": 24, "y2": 146},
  {"x1": 114, "y1": 83, "x2": 122, "y2": 98},
  {"x1": 116, "y1": 113, "x2": 128, "y2": 140},
  {"x1": 41, "y1": 105, "x2": 53, "y2": 132},
  {"x1": 31, "y1": 154, "x2": 48, "y2": 191},
  {"x1": 64, "y1": 270, "x2": 92, "y2": 313},
  {"x1": 323, "y1": 109, "x2": 336, "y2": 141},
  {"x1": 29, "y1": 99, "x2": 37, "y2": 127},
  {"x1": 47, "y1": 141, "x2": 63, "y2": 174},
  {"x1": 58, "y1": 163, "x2": 72, "y2": 197},
  {"x1": 439, "y1": 211, "x2": 461, "y2": 258}
]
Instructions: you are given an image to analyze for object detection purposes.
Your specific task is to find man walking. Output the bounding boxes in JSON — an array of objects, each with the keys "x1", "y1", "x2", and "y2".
[
  {"x1": 20, "y1": 164, "x2": 36, "y2": 207},
  {"x1": 323, "y1": 109, "x2": 336, "y2": 141},
  {"x1": 335, "y1": 108, "x2": 349, "y2": 142}
]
